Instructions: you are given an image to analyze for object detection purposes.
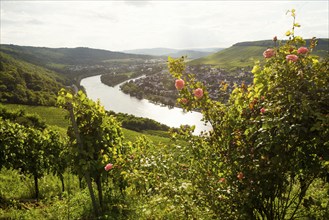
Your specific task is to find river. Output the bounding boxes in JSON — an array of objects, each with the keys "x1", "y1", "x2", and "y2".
[{"x1": 80, "y1": 75, "x2": 212, "y2": 134}]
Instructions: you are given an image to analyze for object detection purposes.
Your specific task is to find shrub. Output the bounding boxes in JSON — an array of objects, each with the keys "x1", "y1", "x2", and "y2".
[{"x1": 167, "y1": 9, "x2": 329, "y2": 219}]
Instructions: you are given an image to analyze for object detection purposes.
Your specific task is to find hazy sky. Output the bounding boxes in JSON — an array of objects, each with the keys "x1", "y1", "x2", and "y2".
[{"x1": 1, "y1": 0, "x2": 328, "y2": 51}]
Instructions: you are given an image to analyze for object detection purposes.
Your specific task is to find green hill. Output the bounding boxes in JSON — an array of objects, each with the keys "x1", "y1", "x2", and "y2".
[
  {"x1": 0, "y1": 52, "x2": 68, "y2": 106},
  {"x1": 0, "y1": 44, "x2": 157, "y2": 85},
  {"x1": 0, "y1": 44, "x2": 154, "y2": 70},
  {"x1": 0, "y1": 44, "x2": 159, "y2": 106},
  {"x1": 190, "y1": 45, "x2": 265, "y2": 70},
  {"x1": 190, "y1": 39, "x2": 329, "y2": 70}
]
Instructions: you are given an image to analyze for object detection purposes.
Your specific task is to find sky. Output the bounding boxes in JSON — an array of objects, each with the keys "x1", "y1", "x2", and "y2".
[{"x1": 0, "y1": 0, "x2": 328, "y2": 51}]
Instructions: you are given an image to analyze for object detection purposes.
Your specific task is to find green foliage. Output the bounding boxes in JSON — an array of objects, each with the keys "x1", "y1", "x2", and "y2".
[
  {"x1": 115, "y1": 132, "x2": 215, "y2": 219},
  {"x1": 120, "y1": 81, "x2": 144, "y2": 99},
  {"x1": 0, "y1": 52, "x2": 67, "y2": 106},
  {"x1": 48, "y1": 189, "x2": 93, "y2": 220},
  {"x1": 167, "y1": 11, "x2": 329, "y2": 219},
  {"x1": 108, "y1": 111, "x2": 170, "y2": 132},
  {"x1": 57, "y1": 89, "x2": 129, "y2": 217},
  {"x1": 0, "y1": 168, "x2": 34, "y2": 199},
  {"x1": 0, "y1": 103, "x2": 70, "y2": 134},
  {"x1": 0, "y1": 168, "x2": 91, "y2": 220},
  {"x1": 299, "y1": 178, "x2": 329, "y2": 218},
  {"x1": 0, "y1": 108, "x2": 67, "y2": 199},
  {"x1": 101, "y1": 73, "x2": 130, "y2": 87},
  {"x1": 100, "y1": 71, "x2": 143, "y2": 87},
  {"x1": 57, "y1": 89, "x2": 124, "y2": 176},
  {"x1": 0, "y1": 106, "x2": 47, "y2": 130}
]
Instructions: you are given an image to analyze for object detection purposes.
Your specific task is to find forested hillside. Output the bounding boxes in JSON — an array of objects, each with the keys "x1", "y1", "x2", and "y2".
[{"x1": 0, "y1": 52, "x2": 67, "y2": 106}]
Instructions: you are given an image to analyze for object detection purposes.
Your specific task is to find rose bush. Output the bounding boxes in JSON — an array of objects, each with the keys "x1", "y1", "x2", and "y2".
[{"x1": 167, "y1": 9, "x2": 329, "y2": 219}]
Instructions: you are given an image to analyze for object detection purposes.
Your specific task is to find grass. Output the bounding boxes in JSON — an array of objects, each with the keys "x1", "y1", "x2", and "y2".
[
  {"x1": 1, "y1": 103, "x2": 69, "y2": 127},
  {"x1": 0, "y1": 168, "x2": 90, "y2": 220},
  {"x1": 122, "y1": 128, "x2": 178, "y2": 145},
  {"x1": 1, "y1": 103, "x2": 69, "y2": 136},
  {"x1": 0, "y1": 103, "x2": 178, "y2": 145},
  {"x1": 190, "y1": 45, "x2": 265, "y2": 70}
]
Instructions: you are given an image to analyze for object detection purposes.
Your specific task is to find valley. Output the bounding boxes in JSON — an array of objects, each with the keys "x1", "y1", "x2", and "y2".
[{"x1": 1, "y1": 37, "x2": 328, "y2": 219}]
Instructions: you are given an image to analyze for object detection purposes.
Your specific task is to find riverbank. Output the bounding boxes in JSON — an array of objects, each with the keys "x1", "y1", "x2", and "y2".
[
  {"x1": 118, "y1": 66, "x2": 254, "y2": 108},
  {"x1": 80, "y1": 75, "x2": 212, "y2": 134}
]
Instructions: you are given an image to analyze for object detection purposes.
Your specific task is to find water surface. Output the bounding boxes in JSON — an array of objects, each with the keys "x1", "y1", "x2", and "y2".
[{"x1": 81, "y1": 75, "x2": 212, "y2": 134}]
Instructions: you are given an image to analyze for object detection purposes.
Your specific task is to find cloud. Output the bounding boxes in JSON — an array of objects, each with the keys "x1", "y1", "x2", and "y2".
[
  {"x1": 89, "y1": 11, "x2": 119, "y2": 23},
  {"x1": 124, "y1": 1, "x2": 152, "y2": 7},
  {"x1": 1, "y1": 19, "x2": 18, "y2": 26},
  {"x1": 0, "y1": 1, "x2": 327, "y2": 51},
  {"x1": 26, "y1": 19, "x2": 44, "y2": 25}
]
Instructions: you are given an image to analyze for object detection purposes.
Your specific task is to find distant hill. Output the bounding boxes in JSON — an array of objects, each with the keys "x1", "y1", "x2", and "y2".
[
  {"x1": 123, "y1": 47, "x2": 224, "y2": 59},
  {"x1": 124, "y1": 48, "x2": 179, "y2": 56},
  {"x1": 166, "y1": 50, "x2": 214, "y2": 60},
  {"x1": 190, "y1": 39, "x2": 329, "y2": 70},
  {"x1": 0, "y1": 44, "x2": 154, "y2": 71}
]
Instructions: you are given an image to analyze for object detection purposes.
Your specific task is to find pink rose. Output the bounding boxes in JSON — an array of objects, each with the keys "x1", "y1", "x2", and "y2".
[
  {"x1": 104, "y1": 163, "x2": 113, "y2": 171},
  {"x1": 286, "y1": 54, "x2": 298, "y2": 62},
  {"x1": 263, "y1": 49, "x2": 275, "y2": 58},
  {"x1": 260, "y1": 107, "x2": 266, "y2": 114},
  {"x1": 180, "y1": 98, "x2": 188, "y2": 104},
  {"x1": 175, "y1": 79, "x2": 185, "y2": 90},
  {"x1": 297, "y1": 47, "x2": 309, "y2": 54},
  {"x1": 219, "y1": 177, "x2": 226, "y2": 183},
  {"x1": 193, "y1": 88, "x2": 203, "y2": 99},
  {"x1": 237, "y1": 172, "x2": 244, "y2": 180}
]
